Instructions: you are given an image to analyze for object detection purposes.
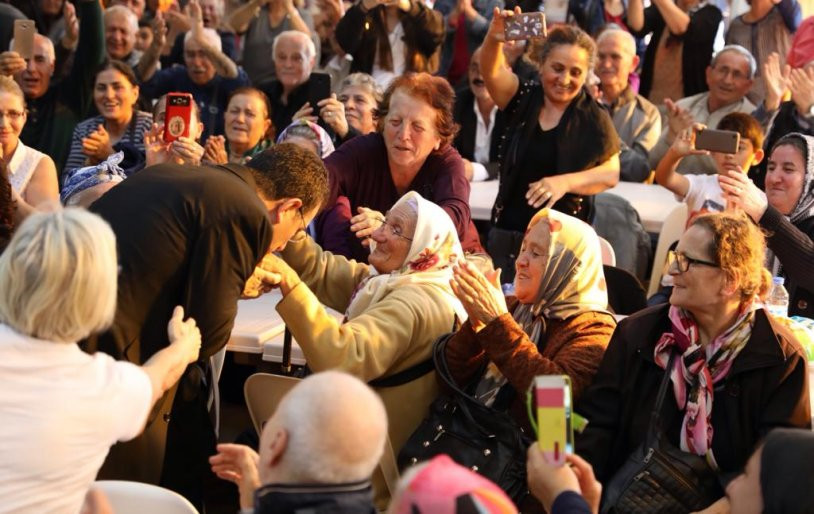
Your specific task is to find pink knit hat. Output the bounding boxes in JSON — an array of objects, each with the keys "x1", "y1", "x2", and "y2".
[
  {"x1": 787, "y1": 16, "x2": 814, "y2": 69},
  {"x1": 389, "y1": 455, "x2": 518, "y2": 514}
]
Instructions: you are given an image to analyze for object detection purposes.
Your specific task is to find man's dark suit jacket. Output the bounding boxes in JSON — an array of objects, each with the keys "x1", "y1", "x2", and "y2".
[
  {"x1": 452, "y1": 87, "x2": 507, "y2": 181},
  {"x1": 84, "y1": 162, "x2": 272, "y2": 505}
]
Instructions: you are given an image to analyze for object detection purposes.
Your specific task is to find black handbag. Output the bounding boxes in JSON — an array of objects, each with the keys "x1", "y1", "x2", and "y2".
[
  {"x1": 600, "y1": 352, "x2": 724, "y2": 513},
  {"x1": 398, "y1": 333, "x2": 532, "y2": 506}
]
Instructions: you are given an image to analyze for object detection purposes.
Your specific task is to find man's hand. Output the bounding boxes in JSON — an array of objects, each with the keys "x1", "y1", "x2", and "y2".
[
  {"x1": 209, "y1": 444, "x2": 262, "y2": 510},
  {"x1": 669, "y1": 124, "x2": 709, "y2": 158},
  {"x1": 150, "y1": 12, "x2": 168, "y2": 52},
  {"x1": 789, "y1": 66, "x2": 814, "y2": 118},
  {"x1": 0, "y1": 51, "x2": 26, "y2": 77},
  {"x1": 257, "y1": 253, "x2": 301, "y2": 296},
  {"x1": 81, "y1": 124, "x2": 114, "y2": 164},
  {"x1": 167, "y1": 305, "x2": 202, "y2": 363},
  {"x1": 664, "y1": 98, "x2": 694, "y2": 143},
  {"x1": 61, "y1": 1, "x2": 79, "y2": 50},
  {"x1": 763, "y1": 52, "x2": 790, "y2": 112}
]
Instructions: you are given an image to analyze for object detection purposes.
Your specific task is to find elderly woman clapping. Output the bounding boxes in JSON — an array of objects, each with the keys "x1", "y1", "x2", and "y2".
[
  {"x1": 255, "y1": 191, "x2": 466, "y2": 455},
  {"x1": 0, "y1": 208, "x2": 201, "y2": 513},
  {"x1": 445, "y1": 209, "x2": 616, "y2": 426},
  {"x1": 577, "y1": 213, "x2": 811, "y2": 512}
]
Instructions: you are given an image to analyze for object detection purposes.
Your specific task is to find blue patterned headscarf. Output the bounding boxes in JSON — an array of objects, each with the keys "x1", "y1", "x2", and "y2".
[{"x1": 60, "y1": 152, "x2": 128, "y2": 205}]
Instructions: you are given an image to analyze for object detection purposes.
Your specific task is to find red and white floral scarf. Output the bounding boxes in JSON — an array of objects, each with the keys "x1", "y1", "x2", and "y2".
[{"x1": 653, "y1": 302, "x2": 757, "y2": 460}]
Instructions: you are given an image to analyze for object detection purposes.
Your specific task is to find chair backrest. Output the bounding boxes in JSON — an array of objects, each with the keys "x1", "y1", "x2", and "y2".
[
  {"x1": 647, "y1": 203, "x2": 688, "y2": 298},
  {"x1": 598, "y1": 236, "x2": 616, "y2": 266},
  {"x1": 92, "y1": 481, "x2": 198, "y2": 514},
  {"x1": 604, "y1": 265, "x2": 647, "y2": 315},
  {"x1": 244, "y1": 372, "x2": 302, "y2": 434}
]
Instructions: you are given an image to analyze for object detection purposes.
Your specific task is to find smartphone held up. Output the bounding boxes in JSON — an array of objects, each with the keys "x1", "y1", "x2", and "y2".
[
  {"x1": 533, "y1": 375, "x2": 574, "y2": 466},
  {"x1": 163, "y1": 93, "x2": 194, "y2": 144},
  {"x1": 12, "y1": 20, "x2": 35, "y2": 60},
  {"x1": 504, "y1": 12, "x2": 547, "y2": 42}
]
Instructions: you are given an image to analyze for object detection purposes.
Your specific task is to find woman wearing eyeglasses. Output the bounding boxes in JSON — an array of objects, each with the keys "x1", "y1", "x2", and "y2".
[
  {"x1": 576, "y1": 212, "x2": 811, "y2": 512},
  {"x1": 0, "y1": 76, "x2": 58, "y2": 213},
  {"x1": 251, "y1": 191, "x2": 466, "y2": 469}
]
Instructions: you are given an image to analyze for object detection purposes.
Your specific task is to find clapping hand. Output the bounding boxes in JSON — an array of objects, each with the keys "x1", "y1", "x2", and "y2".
[
  {"x1": 763, "y1": 52, "x2": 791, "y2": 112},
  {"x1": 789, "y1": 66, "x2": 814, "y2": 118},
  {"x1": 81, "y1": 124, "x2": 114, "y2": 164},
  {"x1": 203, "y1": 135, "x2": 228, "y2": 164},
  {"x1": 450, "y1": 260, "x2": 506, "y2": 332},
  {"x1": 664, "y1": 98, "x2": 695, "y2": 143},
  {"x1": 61, "y1": 1, "x2": 79, "y2": 49}
]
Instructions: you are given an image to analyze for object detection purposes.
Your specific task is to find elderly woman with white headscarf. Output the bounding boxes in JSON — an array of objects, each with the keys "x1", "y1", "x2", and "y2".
[
  {"x1": 445, "y1": 209, "x2": 616, "y2": 430},
  {"x1": 256, "y1": 191, "x2": 466, "y2": 455}
]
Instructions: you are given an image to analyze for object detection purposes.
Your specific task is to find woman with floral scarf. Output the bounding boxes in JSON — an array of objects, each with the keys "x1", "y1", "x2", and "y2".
[
  {"x1": 255, "y1": 191, "x2": 466, "y2": 460},
  {"x1": 577, "y1": 212, "x2": 811, "y2": 512}
]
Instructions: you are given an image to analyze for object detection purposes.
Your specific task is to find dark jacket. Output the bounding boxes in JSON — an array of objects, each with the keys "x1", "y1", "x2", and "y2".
[
  {"x1": 630, "y1": 2, "x2": 722, "y2": 99},
  {"x1": 84, "y1": 163, "x2": 272, "y2": 505},
  {"x1": 254, "y1": 481, "x2": 376, "y2": 514},
  {"x1": 452, "y1": 86, "x2": 507, "y2": 181},
  {"x1": 335, "y1": 0, "x2": 444, "y2": 75},
  {"x1": 576, "y1": 304, "x2": 811, "y2": 485},
  {"x1": 760, "y1": 205, "x2": 814, "y2": 319}
]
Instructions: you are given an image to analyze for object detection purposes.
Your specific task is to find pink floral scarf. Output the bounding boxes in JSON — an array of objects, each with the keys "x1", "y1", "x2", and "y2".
[
  {"x1": 653, "y1": 303, "x2": 757, "y2": 460},
  {"x1": 344, "y1": 192, "x2": 467, "y2": 322}
]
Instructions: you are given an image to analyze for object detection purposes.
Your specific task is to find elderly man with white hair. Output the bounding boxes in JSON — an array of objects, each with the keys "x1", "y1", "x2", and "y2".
[
  {"x1": 595, "y1": 27, "x2": 661, "y2": 182},
  {"x1": 210, "y1": 371, "x2": 387, "y2": 514},
  {"x1": 105, "y1": 5, "x2": 142, "y2": 68},
  {"x1": 260, "y1": 30, "x2": 321, "y2": 134},
  {"x1": 648, "y1": 44, "x2": 758, "y2": 175},
  {"x1": 139, "y1": 0, "x2": 248, "y2": 141},
  {"x1": 0, "y1": 0, "x2": 104, "y2": 174}
]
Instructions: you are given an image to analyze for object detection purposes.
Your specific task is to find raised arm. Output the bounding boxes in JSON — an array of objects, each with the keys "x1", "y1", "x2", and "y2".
[
  {"x1": 189, "y1": 1, "x2": 238, "y2": 78},
  {"x1": 137, "y1": 12, "x2": 167, "y2": 82},
  {"x1": 65, "y1": 0, "x2": 105, "y2": 116},
  {"x1": 650, "y1": 0, "x2": 690, "y2": 35},
  {"x1": 654, "y1": 125, "x2": 709, "y2": 198},
  {"x1": 479, "y1": 7, "x2": 519, "y2": 109},
  {"x1": 626, "y1": 0, "x2": 645, "y2": 31},
  {"x1": 227, "y1": 0, "x2": 265, "y2": 34}
]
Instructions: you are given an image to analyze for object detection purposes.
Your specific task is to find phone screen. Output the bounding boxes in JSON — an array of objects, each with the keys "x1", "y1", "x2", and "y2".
[{"x1": 308, "y1": 73, "x2": 332, "y2": 114}]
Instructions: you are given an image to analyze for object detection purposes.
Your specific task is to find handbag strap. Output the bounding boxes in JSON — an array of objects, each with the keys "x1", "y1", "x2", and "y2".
[{"x1": 647, "y1": 351, "x2": 677, "y2": 442}]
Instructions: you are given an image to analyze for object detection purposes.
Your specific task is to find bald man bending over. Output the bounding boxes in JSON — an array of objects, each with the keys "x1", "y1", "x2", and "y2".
[{"x1": 210, "y1": 371, "x2": 387, "y2": 514}]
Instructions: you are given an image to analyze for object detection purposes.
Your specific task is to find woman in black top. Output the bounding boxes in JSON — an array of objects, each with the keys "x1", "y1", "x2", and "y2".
[{"x1": 480, "y1": 10, "x2": 620, "y2": 280}]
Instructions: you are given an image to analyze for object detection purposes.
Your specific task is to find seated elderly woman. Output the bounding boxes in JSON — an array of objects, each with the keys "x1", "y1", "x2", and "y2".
[
  {"x1": 721, "y1": 133, "x2": 814, "y2": 320},
  {"x1": 276, "y1": 119, "x2": 335, "y2": 158},
  {"x1": 0, "y1": 76, "x2": 58, "y2": 212},
  {"x1": 256, "y1": 191, "x2": 466, "y2": 457},
  {"x1": 324, "y1": 72, "x2": 482, "y2": 264},
  {"x1": 203, "y1": 87, "x2": 274, "y2": 165},
  {"x1": 444, "y1": 209, "x2": 615, "y2": 425},
  {"x1": 0, "y1": 208, "x2": 201, "y2": 513},
  {"x1": 577, "y1": 212, "x2": 811, "y2": 512}
]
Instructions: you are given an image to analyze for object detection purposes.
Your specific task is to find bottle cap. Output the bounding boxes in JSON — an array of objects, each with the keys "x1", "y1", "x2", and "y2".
[{"x1": 773, "y1": 276, "x2": 785, "y2": 286}]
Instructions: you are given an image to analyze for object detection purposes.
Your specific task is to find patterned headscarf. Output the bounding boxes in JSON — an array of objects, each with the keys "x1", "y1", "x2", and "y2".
[
  {"x1": 511, "y1": 209, "x2": 610, "y2": 345},
  {"x1": 60, "y1": 152, "x2": 128, "y2": 205},
  {"x1": 276, "y1": 120, "x2": 336, "y2": 158},
  {"x1": 345, "y1": 191, "x2": 466, "y2": 322},
  {"x1": 653, "y1": 302, "x2": 757, "y2": 462}
]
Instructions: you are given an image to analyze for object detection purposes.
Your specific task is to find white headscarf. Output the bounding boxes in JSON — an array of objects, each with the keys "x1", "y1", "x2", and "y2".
[{"x1": 344, "y1": 192, "x2": 467, "y2": 323}]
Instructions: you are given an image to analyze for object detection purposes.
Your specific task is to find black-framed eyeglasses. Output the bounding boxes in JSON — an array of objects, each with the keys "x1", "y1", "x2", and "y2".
[
  {"x1": 667, "y1": 250, "x2": 719, "y2": 273},
  {"x1": 376, "y1": 215, "x2": 413, "y2": 242}
]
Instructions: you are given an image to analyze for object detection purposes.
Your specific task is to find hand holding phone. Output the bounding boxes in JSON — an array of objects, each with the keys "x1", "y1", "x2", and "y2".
[
  {"x1": 504, "y1": 12, "x2": 546, "y2": 41},
  {"x1": 694, "y1": 129, "x2": 740, "y2": 154},
  {"x1": 308, "y1": 73, "x2": 332, "y2": 115},
  {"x1": 12, "y1": 20, "x2": 35, "y2": 60},
  {"x1": 163, "y1": 93, "x2": 193, "y2": 143}
]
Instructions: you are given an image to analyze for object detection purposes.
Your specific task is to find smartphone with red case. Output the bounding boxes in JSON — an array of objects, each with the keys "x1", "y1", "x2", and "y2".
[{"x1": 163, "y1": 93, "x2": 193, "y2": 143}]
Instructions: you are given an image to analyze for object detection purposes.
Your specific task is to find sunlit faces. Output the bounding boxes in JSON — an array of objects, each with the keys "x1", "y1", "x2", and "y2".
[
  {"x1": 0, "y1": 91, "x2": 26, "y2": 150},
  {"x1": 765, "y1": 144, "x2": 806, "y2": 216},
  {"x1": 539, "y1": 44, "x2": 590, "y2": 107},
  {"x1": 668, "y1": 225, "x2": 727, "y2": 312},
  {"x1": 368, "y1": 203, "x2": 416, "y2": 274},
  {"x1": 273, "y1": 36, "x2": 314, "y2": 92},
  {"x1": 105, "y1": 11, "x2": 137, "y2": 60},
  {"x1": 382, "y1": 89, "x2": 442, "y2": 172},
  {"x1": 184, "y1": 38, "x2": 217, "y2": 86},
  {"x1": 339, "y1": 85, "x2": 377, "y2": 135},
  {"x1": 225, "y1": 93, "x2": 270, "y2": 150},
  {"x1": 514, "y1": 221, "x2": 550, "y2": 304},
  {"x1": 94, "y1": 68, "x2": 139, "y2": 123},
  {"x1": 711, "y1": 138, "x2": 762, "y2": 175},
  {"x1": 706, "y1": 51, "x2": 753, "y2": 108},
  {"x1": 596, "y1": 33, "x2": 637, "y2": 91},
  {"x1": 725, "y1": 447, "x2": 764, "y2": 514},
  {"x1": 17, "y1": 36, "x2": 54, "y2": 99}
]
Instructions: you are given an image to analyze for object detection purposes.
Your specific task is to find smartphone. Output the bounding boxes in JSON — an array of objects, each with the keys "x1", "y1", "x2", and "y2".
[
  {"x1": 504, "y1": 12, "x2": 547, "y2": 42},
  {"x1": 308, "y1": 72, "x2": 332, "y2": 115},
  {"x1": 534, "y1": 375, "x2": 573, "y2": 466},
  {"x1": 163, "y1": 92, "x2": 193, "y2": 143},
  {"x1": 544, "y1": 0, "x2": 569, "y2": 23},
  {"x1": 695, "y1": 129, "x2": 740, "y2": 154},
  {"x1": 12, "y1": 20, "x2": 35, "y2": 60}
]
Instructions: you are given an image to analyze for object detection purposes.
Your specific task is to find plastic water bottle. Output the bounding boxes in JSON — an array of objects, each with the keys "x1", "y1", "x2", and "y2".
[{"x1": 766, "y1": 277, "x2": 790, "y2": 318}]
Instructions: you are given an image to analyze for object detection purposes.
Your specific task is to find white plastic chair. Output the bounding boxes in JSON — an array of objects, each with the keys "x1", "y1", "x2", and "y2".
[
  {"x1": 647, "y1": 203, "x2": 688, "y2": 298},
  {"x1": 598, "y1": 236, "x2": 616, "y2": 266},
  {"x1": 92, "y1": 481, "x2": 198, "y2": 514}
]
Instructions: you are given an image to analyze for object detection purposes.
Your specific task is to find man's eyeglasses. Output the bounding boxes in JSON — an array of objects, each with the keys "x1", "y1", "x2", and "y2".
[
  {"x1": 712, "y1": 65, "x2": 749, "y2": 82},
  {"x1": 667, "y1": 250, "x2": 719, "y2": 273},
  {"x1": 376, "y1": 215, "x2": 413, "y2": 242}
]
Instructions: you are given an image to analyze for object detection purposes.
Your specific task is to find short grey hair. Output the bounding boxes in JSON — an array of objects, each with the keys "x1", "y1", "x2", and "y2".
[
  {"x1": 711, "y1": 44, "x2": 757, "y2": 79},
  {"x1": 184, "y1": 27, "x2": 222, "y2": 53},
  {"x1": 596, "y1": 25, "x2": 637, "y2": 58},
  {"x1": 339, "y1": 73, "x2": 383, "y2": 104},
  {"x1": 0, "y1": 208, "x2": 118, "y2": 343},
  {"x1": 270, "y1": 371, "x2": 387, "y2": 483},
  {"x1": 105, "y1": 5, "x2": 138, "y2": 36},
  {"x1": 272, "y1": 30, "x2": 316, "y2": 63}
]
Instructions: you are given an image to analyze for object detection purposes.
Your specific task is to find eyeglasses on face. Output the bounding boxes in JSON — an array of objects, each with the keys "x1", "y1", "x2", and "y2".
[
  {"x1": 667, "y1": 250, "x2": 719, "y2": 273},
  {"x1": 0, "y1": 110, "x2": 25, "y2": 121},
  {"x1": 375, "y1": 214, "x2": 413, "y2": 242}
]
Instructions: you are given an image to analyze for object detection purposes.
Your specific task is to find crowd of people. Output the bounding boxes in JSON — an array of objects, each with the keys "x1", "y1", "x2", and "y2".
[{"x1": 0, "y1": 0, "x2": 813, "y2": 512}]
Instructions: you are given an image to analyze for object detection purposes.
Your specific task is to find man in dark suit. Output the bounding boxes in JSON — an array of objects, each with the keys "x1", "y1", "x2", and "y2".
[
  {"x1": 452, "y1": 47, "x2": 507, "y2": 182},
  {"x1": 83, "y1": 143, "x2": 329, "y2": 508}
]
